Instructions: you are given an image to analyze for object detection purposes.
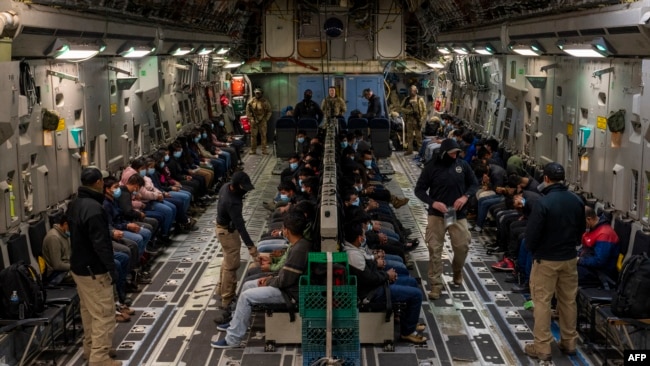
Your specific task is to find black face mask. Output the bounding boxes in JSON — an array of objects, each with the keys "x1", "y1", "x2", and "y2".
[
  {"x1": 441, "y1": 152, "x2": 457, "y2": 166},
  {"x1": 304, "y1": 94, "x2": 312, "y2": 101}
]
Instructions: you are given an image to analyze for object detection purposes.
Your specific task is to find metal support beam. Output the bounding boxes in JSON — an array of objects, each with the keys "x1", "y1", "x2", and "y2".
[{"x1": 46, "y1": 70, "x2": 79, "y2": 83}]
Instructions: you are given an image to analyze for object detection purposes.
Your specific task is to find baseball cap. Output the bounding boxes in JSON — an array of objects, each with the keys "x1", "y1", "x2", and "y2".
[
  {"x1": 231, "y1": 171, "x2": 254, "y2": 192},
  {"x1": 440, "y1": 138, "x2": 462, "y2": 155},
  {"x1": 543, "y1": 162, "x2": 565, "y2": 181}
]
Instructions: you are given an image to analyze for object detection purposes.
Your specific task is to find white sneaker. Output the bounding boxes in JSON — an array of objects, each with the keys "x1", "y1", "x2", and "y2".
[{"x1": 474, "y1": 226, "x2": 482, "y2": 233}]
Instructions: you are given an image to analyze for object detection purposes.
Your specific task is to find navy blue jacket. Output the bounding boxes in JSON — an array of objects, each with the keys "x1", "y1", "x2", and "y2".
[{"x1": 525, "y1": 184, "x2": 585, "y2": 261}]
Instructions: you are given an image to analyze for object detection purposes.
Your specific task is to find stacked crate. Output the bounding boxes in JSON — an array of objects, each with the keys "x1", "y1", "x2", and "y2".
[{"x1": 300, "y1": 252, "x2": 360, "y2": 366}]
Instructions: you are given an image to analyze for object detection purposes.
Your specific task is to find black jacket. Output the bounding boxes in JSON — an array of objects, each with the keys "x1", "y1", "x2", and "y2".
[
  {"x1": 294, "y1": 99, "x2": 323, "y2": 123},
  {"x1": 363, "y1": 94, "x2": 383, "y2": 120},
  {"x1": 525, "y1": 184, "x2": 585, "y2": 261},
  {"x1": 116, "y1": 186, "x2": 141, "y2": 221},
  {"x1": 216, "y1": 183, "x2": 254, "y2": 247},
  {"x1": 67, "y1": 186, "x2": 115, "y2": 277},
  {"x1": 414, "y1": 157, "x2": 479, "y2": 219},
  {"x1": 343, "y1": 242, "x2": 388, "y2": 300}
]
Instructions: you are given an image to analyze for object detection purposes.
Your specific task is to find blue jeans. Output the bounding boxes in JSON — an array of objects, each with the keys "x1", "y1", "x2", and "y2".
[
  {"x1": 518, "y1": 239, "x2": 533, "y2": 284},
  {"x1": 218, "y1": 150, "x2": 231, "y2": 169},
  {"x1": 257, "y1": 239, "x2": 289, "y2": 253},
  {"x1": 385, "y1": 260, "x2": 409, "y2": 276},
  {"x1": 123, "y1": 227, "x2": 152, "y2": 256},
  {"x1": 225, "y1": 279, "x2": 286, "y2": 345},
  {"x1": 169, "y1": 190, "x2": 191, "y2": 212},
  {"x1": 373, "y1": 283, "x2": 422, "y2": 336},
  {"x1": 114, "y1": 251, "x2": 130, "y2": 303},
  {"x1": 145, "y1": 200, "x2": 175, "y2": 236},
  {"x1": 476, "y1": 195, "x2": 504, "y2": 228}
]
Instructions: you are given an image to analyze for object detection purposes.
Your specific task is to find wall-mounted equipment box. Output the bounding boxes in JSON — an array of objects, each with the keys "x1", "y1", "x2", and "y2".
[
  {"x1": 68, "y1": 127, "x2": 84, "y2": 149},
  {"x1": 579, "y1": 126, "x2": 594, "y2": 148}
]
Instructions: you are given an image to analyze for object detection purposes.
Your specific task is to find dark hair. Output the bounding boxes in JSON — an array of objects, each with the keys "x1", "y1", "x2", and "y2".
[
  {"x1": 476, "y1": 147, "x2": 490, "y2": 160},
  {"x1": 130, "y1": 158, "x2": 146, "y2": 170},
  {"x1": 297, "y1": 130, "x2": 307, "y2": 136},
  {"x1": 291, "y1": 200, "x2": 316, "y2": 220},
  {"x1": 343, "y1": 189, "x2": 358, "y2": 202},
  {"x1": 298, "y1": 168, "x2": 315, "y2": 178},
  {"x1": 80, "y1": 168, "x2": 103, "y2": 186},
  {"x1": 126, "y1": 173, "x2": 144, "y2": 187},
  {"x1": 585, "y1": 206, "x2": 597, "y2": 219},
  {"x1": 303, "y1": 176, "x2": 319, "y2": 192},
  {"x1": 103, "y1": 176, "x2": 119, "y2": 191},
  {"x1": 289, "y1": 153, "x2": 300, "y2": 161},
  {"x1": 278, "y1": 180, "x2": 296, "y2": 193},
  {"x1": 343, "y1": 221, "x2": 364, "y2": 243},
  {"x1": 508, "y1": 173, "x2": 523, "y2": 188},
  {"x1": 51, "y1": 212, "x2": 68, "y2": 226},
  {"x1": 283, "y1": 212, "x2": 307, "y2": 236}
]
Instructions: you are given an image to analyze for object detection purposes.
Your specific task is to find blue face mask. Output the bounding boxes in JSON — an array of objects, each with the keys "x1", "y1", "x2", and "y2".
[
  {"x1": 147, "y1": 168, "x2": 156, "y2": 175},
  {"x1": 353, "y1": 142, "x2": 358, "y2": 150},
  {"x1": 352, "y1": 197, "x2": 360, "y2": 206},
  {"x1": 65, "y1": 231, "x2": 71, "y2": 237},
  {"x1": 280, "y1": 194, "x2": 289, "y2": 202},
  {"x1": 364, "y1": 160, "x2": 372, "y2": 168},
  {"x1": 297, "y1": 137, "x2": 305, "y2": 144},
  {"x1": 194, "y1": 137, "x2": 200, "y2": 143},
  {"x1": 139, "y1": 170, "x2": 146, "y2": 177},
  {"x1": 360, "y1": 236, "x2": 367, "y2": 247},
  {"x1": 290, "y1": 162, "x2": 298, "y2": 170},
  {"x1": 521, "y1": 198, "x2": 526, "y2": 207},
  {"x1": 341, "y1": 141, "x2": 348, "y2": 148},
  {"x1": 350, "y1": 155, "x2": 355, "y2": 161},
  {"x1": 298, "y1": 179, "x2": 302, "y2": 188},
  {"x1": 159, "y1": 161, "x2": 165, "y2": 168},
  {"x1": 113, "y1": 188, "x2": 122, "y2": 199},
  {"x1": 173, "y1": 150, "x2": 182, "y2": 158},
  {"x1": 219, "y1": 121, "x2": 225, "y2": 127},
  {"x1": 164, "y1": 154, "x2": 170, "y2": 162},
  {"x1": 131, "y1": 191, "x2": 137, "y2": 197},
  {"x1": 202, "y1": 132, "x2": 208, "y2": 139},
  {"x1": 367, "y1": 223, "x2": 373, "y2": 231},
  {"x1": 355, "y1": 185, "x2": 362, "y2": 192},
  {"x1": 301, "y1": 187, "x2": 306, "y2": 193}
]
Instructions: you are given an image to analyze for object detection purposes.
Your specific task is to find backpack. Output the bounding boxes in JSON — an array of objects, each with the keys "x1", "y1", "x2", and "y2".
[
  {"x1": 0, "y1": 261, "x2": 46, "y2": 319},
  {"x1": 612, "y1": 253, "x2": 650, "y2": 318},
  {"x1": 42, "y1": 108, "x2": 60, "y2": 131}
]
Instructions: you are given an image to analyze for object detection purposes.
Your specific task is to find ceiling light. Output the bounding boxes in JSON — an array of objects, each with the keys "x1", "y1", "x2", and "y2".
[
  {"x1": 473, "y1": 43, "x2": 496, "y2": 55},
  {"x1": 223, "y1": 61, "x2": 244, "y2": 69},
  {"x1": 45, "y1": 38, "x2": 105, "y2": 61},
  {"x1": 426, "y1": 62, "x2": 445, "y2": 69},
  {"x1": 117, "y1": 42, "x2": 156, "y2": 58},
  {"x1": 509, "y1": 41, "x2": 545, "y2": 56},
  {"x1": 436, "y1": 46, "x2": 451, "y2": 54},
  {"x1": 170, "y1": 44, "x2": 194, "y2": 56},
  {"x1": 216, "y1": 47, "x2": 230, "y2": 55},
  {"x1": 452, "y1": 45, "x2": 469, "y2": 55},
  {"x1": 197, "y1": 45, "x2": 216, "y2": 55},
  {"x1": 557, "y1": 37, "x2": 615, "y2": 58}
]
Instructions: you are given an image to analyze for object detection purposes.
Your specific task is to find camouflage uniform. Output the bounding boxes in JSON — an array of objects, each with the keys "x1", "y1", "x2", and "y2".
[
  {"x1": 401, "y1": 95, "x2": 427, "y2": 154},
  {"x1": 246, "y1": 95, "x2": 272, "y2": 154},
  {"x1": 321, "y1": 96, "x2": 347, "y2": 120}
]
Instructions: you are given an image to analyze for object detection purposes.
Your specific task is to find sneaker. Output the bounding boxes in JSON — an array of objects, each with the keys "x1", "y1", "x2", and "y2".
[
  {"x1": 415, "y1": 323, "x2": 426, "y2": 332},
  {"x1": 400, "y1": 333, "x2": 427, "y2": 344},
  {"x1": 473, "y1": 226, "x2": 483, "y2": 233},
  {"x1": 511, "y1": 284, "x2": 530, "y2": 294},
  {"x1": 559, "y1": 344, "x2": 576, "y2": 356},
  {"x1": 404, "y1": 151, "x2": 413, "y2": 156},
  {"x1": 115, "y1": 311, "x2": 130, "y2": 323},
  {"x1": 427, "y1": 288, "x2": 441, "y2": 300},
  {"x1": 118, "y1": 304, "x2": 135, "y2": 316},
  {"x1": 210, "y1": 338, "x2": 239, "y2": 349},
  {"x1": 524, "y1": 343, "x2": 551, "y2": 361},
  {"x1": 216, "y1": 322, "x2": 230, "y2": 332},
  {"x1": 492, "y1": 257, "x2": 515, "y2": 272}
]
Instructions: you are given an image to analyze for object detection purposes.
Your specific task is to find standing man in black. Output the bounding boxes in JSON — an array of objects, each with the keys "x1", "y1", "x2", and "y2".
[
  {"x1": 67, "y1": 168, "x2": 121, "y2": 366},
  {"x1": 414, "y1": 139, "x2": 478, "y2": 300},
  {"x1": 524, "y1": 162, "x2": 584, "y2": 361},
  {"x1": 214, "y1": 171, "x2": 258, "y2": 322},
  {"x1": 361, "y1": 88, "x2": 383, "y2": 120},
  {"x1": 294, "y1": 89, "x2": 324, "y2": 126}
]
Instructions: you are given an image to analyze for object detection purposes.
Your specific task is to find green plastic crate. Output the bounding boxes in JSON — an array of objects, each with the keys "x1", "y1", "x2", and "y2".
[
  {"x1": 306, "y1": 252, "x2": 351, "y2": 285},
  {"x1": 301, "y1": 317, "x2": 359, "y2": 352},
  {"x1": 299, "y1": 275, "x2": 358, "y2": 319}
]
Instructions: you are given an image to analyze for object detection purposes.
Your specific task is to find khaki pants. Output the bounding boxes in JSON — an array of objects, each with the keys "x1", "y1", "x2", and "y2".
[
  {"x1": 529, "y1": 258, "x2": 579, "y2": 354},
  {"x1": 217, "y1": 226, "x2": 242, "y2": 307},
  {"x1": 405, "y1": 117, "x2": 422, "y2": 153},
  {"x1": 72, "y1": 272, "x2": 115, "y2": 365},
  {"x1": 424, "y1": 216, "x2": 470, "y2": 292},
  {"x1": 250, "y1": 120, "x2": 267, "y2": 153}
]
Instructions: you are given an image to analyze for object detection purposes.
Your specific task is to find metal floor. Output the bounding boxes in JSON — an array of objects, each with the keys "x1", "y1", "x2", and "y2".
[{"x1": 40, "y1": 151, "x2": 605, "y2": 366}]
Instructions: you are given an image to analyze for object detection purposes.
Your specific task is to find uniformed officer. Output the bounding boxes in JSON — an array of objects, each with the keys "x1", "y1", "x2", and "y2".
[
  {"x1": 215, "y1": 171, "x2": 258, "y2": 320},
  {"x1": 246, "y1": 88, "x2": 272, "y2": 155},
  {"x1": 400, "y1": 85, "x2": 426, "y2": 155},
  {"x1": 321, "y1": 86, "x2": 347, "y2": 123}
]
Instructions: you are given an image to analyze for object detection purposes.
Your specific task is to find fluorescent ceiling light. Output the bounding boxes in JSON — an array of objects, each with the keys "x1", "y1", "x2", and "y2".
[
  {"x1": 170, "y1": 45, "x2": 194, "y2": 56},
  {"x1": 426, "y1": 62, "x2": 445, "y2": 69},
  {"x1": 197, "y1": 45, "x2": 216, "y2": 55},
  {"x1": 45, "y1": 38, "x2": 105, "y2": 61},
  {"x1": 452, "y1": 45, "x2": 469, "y2": 55},
  {"x1": 217, "y1": 47, "x2": 230, "y2": 55},
  {"x1": 118, "y1": 43, "x2": 156, "y2": 58},
  {"x1": 437, "y1": 46, "x2": 451, "y2": 54},
  {"x1": 223, "y1": 61, "x2": 244, "y2": 69},
  {"x1": 509, "y1": 41, "x2": 545, "y2": 56},
  {"x1": 557, "y1": 37, "x2": 615, "y2": 58},
  {"x1": 474, "y1": 43, "x2": 495, "y2": 55}
]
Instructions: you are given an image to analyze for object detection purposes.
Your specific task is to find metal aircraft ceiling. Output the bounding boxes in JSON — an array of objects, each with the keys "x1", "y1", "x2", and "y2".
[{"x1": 28, "y1": 0, "x2": 626, "y2": 60}]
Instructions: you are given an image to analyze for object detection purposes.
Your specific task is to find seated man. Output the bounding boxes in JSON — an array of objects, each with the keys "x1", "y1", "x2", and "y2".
[
  {"x1": 579, "y1": 207, "x2": 619, "y2": 287},
  {"x1": 42, "y1": 213, "x2": 74, "y2": 285},
  {"x1": 342, "y1": 221, "x2": 426, "y2": 344},
  {"x1": 211, "y1": 212, "x2": 310, "y2": 348}
]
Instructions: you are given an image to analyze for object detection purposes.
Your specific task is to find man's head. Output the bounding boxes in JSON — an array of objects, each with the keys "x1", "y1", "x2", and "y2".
[
  {"x1": 409, "y1": 85, "x2": 418, "y2": 96},
  {"x1": 254, "y1": 88, "x2": 262, "y2": 98},
  {"x1": 328, "y1": 86, "x2": 336, "y2": 97},
  {"x1": 283, "y1": 212, "x2": 307, "y2": 240},
  {"x1": 543, "y1": 162, "x2": 565, "y2": 183},
  {"x1": 439, "y1": 138, "x2": 462, "y2": 165},
  {"x1": 231, "y1": 171, "x2": 255, "y2": 193},
  {"x1": 362, "y1": 88, "x2": 373, "y2": 100},
  {"x1": 343, "y1": 221, "x2": 365, "y2": 247},
  {"x1": 303, "y1": 89, "x2": 313, "y2": 101},
  {"x1": 80, "y1": 168, "x2": 104, "y2": 192},
  {"x1": 585, "y1": 206, "x2": 599, "y2": 229}
]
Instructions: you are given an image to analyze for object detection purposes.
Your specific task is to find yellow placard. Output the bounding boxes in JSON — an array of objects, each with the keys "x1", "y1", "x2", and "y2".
[
  {"x1": 56, "y1": 118, "x2": 65, "y2": 131},
  {"x1": 110, "y1": 103, "x2": 118, "y2": 115},
  {"x1": 597, "y1": 116, "x2": 607, "y2": 130},
  {"x1": 546, "y1": 104, "x2": 553, "y2": 115},
  {"x1": 567, "y1": 123, "x2": 573, "y2": 136}
]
